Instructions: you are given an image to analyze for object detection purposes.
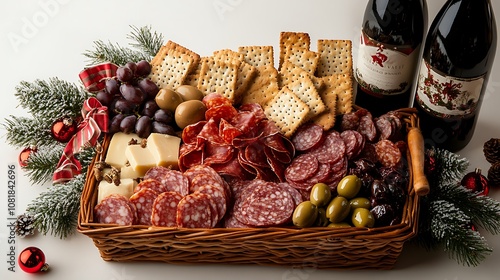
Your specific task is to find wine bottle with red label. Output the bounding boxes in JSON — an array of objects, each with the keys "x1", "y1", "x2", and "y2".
[
  {"x1": 355, "y1": 0, "x2": 427, "y2": 117},
  {"x1": 414, "y1": 0, "x2": 497, "y2": 152}
]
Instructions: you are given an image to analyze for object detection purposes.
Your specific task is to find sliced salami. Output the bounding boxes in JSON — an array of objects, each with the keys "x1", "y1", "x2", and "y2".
[
  {"x1": 375, "y1": 117, "x2": 393, "y2": 141},
  {"x1": 151, "y1": 191, "x2": 183, "y2": 227},
  {"x1": 277, "y1": 182, "x2": 304, "y2": 207},
  {"x1": 134, "y1": 178, "x2": 166, "y2": 194},
  {"x1": 340, "y1": 112, "x2": 360, "y2": 131},
  {"x1": 129, "y1": 188, "x2": 158, "y2": 225},
  {"x1": 375, "y1": 139, "x2": 402, "y2": 168},
  {"x1": 176, "y1": 193, "x2": 215, "y2": 228},
  {"x1": 291, "y1": 123, "x2": 324, "y2": 152},
  {"x1": 284, "y1": 153, "x2": 319, "y2": 183},
  {"x1": 94, "y1": 194, "x2": 135, "y2": 226},
  {"x1": 144, "y1": 167, "x2": 189, "y2": 196},
  {"x1": 340, "y1": 130, "x2": 360, "y2": 160},
  {"x1": 358, "y1": 114, "x2": 377, "y2": 142},
  {"x1": 196, "y1": 184, "x2": 227, "y2": 222},
  {"x1": 184, "y1": 165, "x2": 224, "y2": 186},
  {"x1": 205, "y1": 104, "x2": 238, "y2": 123},
  {"x1": 310, "y1": 131, "x2": 346, "y2": 164},
  {"x1": 236, "y1": 181, "x2": 295, "y2": 227}
]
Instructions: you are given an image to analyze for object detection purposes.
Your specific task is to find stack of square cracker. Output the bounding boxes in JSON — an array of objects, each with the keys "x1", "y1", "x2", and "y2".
[{"x1": 148, "y1": 32, "x2": 354, "y2": 138}]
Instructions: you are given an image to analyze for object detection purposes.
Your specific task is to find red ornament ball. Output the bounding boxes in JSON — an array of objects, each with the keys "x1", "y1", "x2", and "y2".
[
  {"x1": 461, "y1": 168, "x2": 490, "y2": 196},
  {"x1": 18, "y1": 146, "x2": 37, "y2": 167},
  {"x1": 18, "y1": 247, "x2": 49, "y2": 273},
  {"x1": 51, "y1": 117, "x2": 78, "y2": 143}
]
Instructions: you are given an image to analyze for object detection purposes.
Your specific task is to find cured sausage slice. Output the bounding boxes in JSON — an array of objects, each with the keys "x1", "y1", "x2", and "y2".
[
  {"x1": 375, "y1": 140, "x2": 402, "y2": 168},
  {"x1": 176, "y1": 193, "x2": 215, "y2": 228},
  {"x1": 151, "y1": 191, "x2": 183, "y2": 227},
  {"x1": 129, "y1": 188, "x2": 158, "y2": 225},
  {"x1": 236, "y1": 181, "x2": 295, "y2": 227},
  {"x1": 94, "y1": 194, "x2": 135, "y2": 226},
  {"x1": 291, "y1": 123, "x2": 324, "y2": 152},
  {"x1": 144, "y1": 167, "x2": 189, "y2": 196},
  {"x1": 284, "y1": 154, "x2": 319, "y2": 183},
  {"x1": 134, "y1": 178, "x2": 166, "y2": 194}
]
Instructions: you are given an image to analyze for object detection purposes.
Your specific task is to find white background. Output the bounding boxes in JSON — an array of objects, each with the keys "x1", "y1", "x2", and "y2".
[{"x1": 1, "y1": 0, "x2": 500, "y2": 279}]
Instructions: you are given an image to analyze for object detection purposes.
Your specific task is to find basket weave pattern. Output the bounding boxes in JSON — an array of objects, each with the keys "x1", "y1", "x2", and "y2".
[{"x1": 78, "y1": 109, "x2": 421, "y2": 270}]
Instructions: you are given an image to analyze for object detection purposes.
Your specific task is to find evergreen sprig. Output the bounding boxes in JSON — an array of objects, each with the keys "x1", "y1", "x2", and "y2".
[
  {"x1": 24, "y1": 144, "x2": 65, "y2": 185},
  {"x1": 25, "y1": 147, "x2": 96, "y2": 238},
  {"x1": 15, "y1": 78, "x2": 88, "y2": 122},
  {"x1": 2, "y1": 116, "x2": 53, "y2": 148},
  {"x1": 83, "y1": 25, "x2": 164, "y2": 66},
  {"x1": 416, "y1": 147, "x2": 500, "y2": 266},
  {"x1": 127, "y1": 25, "x2": 164, "y2": 58}
]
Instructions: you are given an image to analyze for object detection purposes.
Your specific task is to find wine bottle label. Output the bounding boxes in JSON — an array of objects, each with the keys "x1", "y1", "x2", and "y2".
[
  {"x1": 415, "y1": 60, "x2": 485, "y2": 118},
  {"x1": 355, "y1": 32, "x2": 419, "y2": 96}
]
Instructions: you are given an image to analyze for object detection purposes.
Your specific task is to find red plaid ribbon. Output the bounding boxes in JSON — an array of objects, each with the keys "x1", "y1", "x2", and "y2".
[
  {"x1": 79, "y1": 63, "x2": 118, "y2": 92},
  {"x1": 53, "y1": 97, "x2": 108, "y2": 184}
]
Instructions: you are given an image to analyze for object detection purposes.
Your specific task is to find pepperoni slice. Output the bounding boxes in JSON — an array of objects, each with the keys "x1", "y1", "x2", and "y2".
[
  {"x1": 94, "y1": 194, "x2": 135, "y2": 226},
  {"x1": 176, "y1": 193, "x2": 215, "y2": 228},
  {"x1": 129, "y1": 188, "x2": 158, "y2": 225},
  {"x1": 285, "y1": 153, "x2": 319, "y2": 183},
  {"x1": 151, "y1": 191, "x2": 183, "y2": 227},
  {"x1": 219, "y1": 118, "x2": 242, "y2": 144},
  {"x1": 181, "y1": 121, "x2": 207, "y2": 145},
  {"x1": 134, "y1": 178, "x2": 166, "y2": 194},
  {"x1": 202, "y1": 92, "x2": 232, "y2": 109},
  {"x1": 291, "y1": 123, "x2": 324, "y2": 152},
  {"x1": 375, "y1": 140, "x2": 402, "y2": 168},
  {"x1": 205, "y1": 104, "x2": 238, "y2": 123}
]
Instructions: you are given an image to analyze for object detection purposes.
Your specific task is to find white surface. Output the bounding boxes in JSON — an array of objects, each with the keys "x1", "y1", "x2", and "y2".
[{"x1": 0, "y1": 0, "x2": 499, "y2": 279}]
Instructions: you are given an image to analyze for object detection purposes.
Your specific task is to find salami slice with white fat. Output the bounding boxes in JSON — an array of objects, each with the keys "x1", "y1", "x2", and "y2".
[
  {"x1": 291, "y1": 123, "x2": 324, "y2": 152},
  {"x1": 196, "y1": 184, "x2": 227, "y2": 221},
  {"x1": 375, "y1": 139, "x2": 402, "y2": 167},
  {"x1": 129, "y1": 188, "x2": 158, "y2": 225},
  {"x1": 144, "y1": 167, "x2": 189, "y2": 196},
  {"x1": 284, "y1": 153, "x2": 319, "y2": 183},
  {"x1": 236, "y1": 181, "x2": 295, "y2": 227},
  {"x1": 134, "y1": 178, "x2": 167, "y2": 194},
  {"x1": 277, "y1": 182, "x2": 304, "y2": 208},
  {"x1": 309, "y1": 131, "x2": 346, "y2": 164},
  {"x1": 94, "y1": 194, "x2": 135, "y2": 226},
  {"x1": 340, "y1": 130, "x2": 360, "y2": 160},
  {"x1": 176, "y1": 193, "x2": 215, "y2": 228},
  {"x1": 151, "y1": 191, "x2": 183, "y2": 227}
]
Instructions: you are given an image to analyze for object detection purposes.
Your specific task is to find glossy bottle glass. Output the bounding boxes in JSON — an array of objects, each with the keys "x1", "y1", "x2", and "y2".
[{"x1": 413, "y1": 0, "x2": 497, "y2": 152}]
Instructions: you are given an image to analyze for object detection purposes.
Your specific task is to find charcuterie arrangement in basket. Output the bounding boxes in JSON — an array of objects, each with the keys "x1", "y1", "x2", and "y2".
[{"x1": 5, "y1": 27, "x2": 500, "y2": 271}]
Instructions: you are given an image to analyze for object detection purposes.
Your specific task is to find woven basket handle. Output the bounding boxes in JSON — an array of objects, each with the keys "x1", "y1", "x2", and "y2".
[{"x1": 407, "y1": 127, "x2": 430, "y2": 196}]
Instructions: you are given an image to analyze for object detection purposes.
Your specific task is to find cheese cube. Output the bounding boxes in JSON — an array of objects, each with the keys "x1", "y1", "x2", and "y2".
[
  {"x1": 120, "y1": 165, "x2": 143, "y2": 180},
  {"x1": 97, "y1": 178, "x2": 136, "y2": 203},
  {"x1": 125, "y1": 144, "x2": 157, "y2": 177},
  {"x1": 147, "y1": 133, "x2": 181, "y2": 169},
  {"x1": 105, "y1": 132, "x2": 143, "y2": 168}
]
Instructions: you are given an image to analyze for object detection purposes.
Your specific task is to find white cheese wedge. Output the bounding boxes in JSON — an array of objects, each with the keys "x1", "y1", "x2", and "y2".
[
  {"x1": 97, "y1": 178, "x2": 136, "y2": 203},
  {"x1": 105, "y1": 132, "x2": 143, "y2": 168},
  {"x1": 125, "y1": 144, "x2": 157, "y2": 177},
  {"x1": 120, "y1": 165, "x2": 143, "y2": 179},
  {"x1": 146, "y1": 133, "x2": 181, "y2": 169}
]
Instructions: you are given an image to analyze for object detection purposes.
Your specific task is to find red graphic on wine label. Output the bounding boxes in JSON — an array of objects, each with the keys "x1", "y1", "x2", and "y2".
[
  {"x1": 416, "y1": 61, "x2": 485, "y2": 117},
  {"x1": 371, "y1": 45, "x2": 388, "y2": 67}
]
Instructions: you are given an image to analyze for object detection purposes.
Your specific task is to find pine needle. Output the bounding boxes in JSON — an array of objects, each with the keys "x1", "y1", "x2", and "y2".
[
  {"x1": 127, "y1": 25, "x2": 164, "y2": 58},
  {"x1": 24, "y1": 144, "x2": 65, "y2": 185},
  {"x1": 83, "y1": 40, "x2": 149, "y2": 66},
  {"x1": 2, "y1": 116, "x2": 53, "y2": 148}
]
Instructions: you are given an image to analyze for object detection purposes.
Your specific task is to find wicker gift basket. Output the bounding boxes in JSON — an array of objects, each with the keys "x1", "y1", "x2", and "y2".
[{"x1": 78, "y1": 108, "x2": 426, "y2": 270}]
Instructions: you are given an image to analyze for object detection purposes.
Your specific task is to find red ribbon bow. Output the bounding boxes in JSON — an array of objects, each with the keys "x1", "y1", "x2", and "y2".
[
  {"x1": 52, "y1": 97, "x2": 108, "y2": 184},
  {"x1": 79, "y1": 63, "x2": 118, "y2": 92}
]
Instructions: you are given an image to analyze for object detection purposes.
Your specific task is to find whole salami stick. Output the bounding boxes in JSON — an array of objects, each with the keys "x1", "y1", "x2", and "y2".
[{"x1": 407, "y1": 127, "x2": 430, "y2": 196}]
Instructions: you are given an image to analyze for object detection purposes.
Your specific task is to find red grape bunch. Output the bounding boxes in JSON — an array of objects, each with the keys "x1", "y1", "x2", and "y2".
[{"x1": 95, "y1": 60, "x2": 177, "y2": 138}]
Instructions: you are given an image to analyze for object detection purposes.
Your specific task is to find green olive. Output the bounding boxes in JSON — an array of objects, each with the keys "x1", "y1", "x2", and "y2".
[
  {"x1": 292, "y1": 201, "x2": 318, "y2": 228},
  {"x1": 155, "y1": 88, "x2": 183, "y2": 112},
  {"x1": 337, "y1": 175, "x2": 362, "y2": 199},
  {"x1": 327, "y1": 222, "x2": 352, "y2": 228},
  {"x1": 175, "y1": 85, "x2": 204, "y2": 101},
  {"x1": 349, "y1": 197, "x2": 371, "y2": 210},
  {"x1": 174, "y1": 100, "x2": 207, "y2": 129},
  {"x1": 351, "y1": 208, "x2": 375, "y2": 228},
  {"x1": 326, "y1": 196, "x2": 350, "y2": 223},
  {"x1": 309, "y1": 183, "x2": 332, "y2": 207},
  {"x1": 315, "y1": 208, "x2": 329, "y2": 227}
]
